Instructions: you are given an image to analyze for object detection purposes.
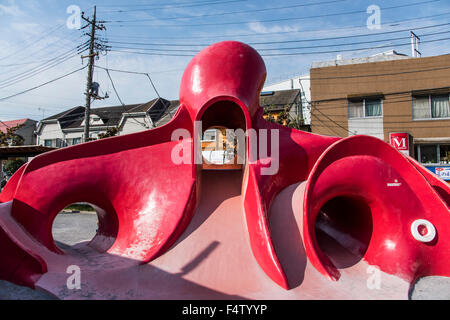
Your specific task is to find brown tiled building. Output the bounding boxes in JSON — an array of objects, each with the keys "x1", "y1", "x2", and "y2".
[{"x1": 310, "y1": 51, "x2": 450, "y2": 181}]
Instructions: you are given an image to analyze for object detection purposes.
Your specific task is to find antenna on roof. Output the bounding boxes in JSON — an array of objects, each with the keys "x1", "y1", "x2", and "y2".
[
  {"x1": 38, "y1": 107, "x2": 46, "y2": 119},
  {"x1": 410, "y1": 31, "x2": 421, "y2": 58}
]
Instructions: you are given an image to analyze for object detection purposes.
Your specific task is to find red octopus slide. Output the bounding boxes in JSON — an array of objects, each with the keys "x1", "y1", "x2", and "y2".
[{"x1": 0, "y1": 41, "x2": 448, "y2": 299}]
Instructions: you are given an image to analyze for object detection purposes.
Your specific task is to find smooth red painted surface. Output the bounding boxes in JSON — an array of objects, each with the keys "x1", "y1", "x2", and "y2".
[{"x1": 0, "y1": 41, "x2": 449, "y2": 298}]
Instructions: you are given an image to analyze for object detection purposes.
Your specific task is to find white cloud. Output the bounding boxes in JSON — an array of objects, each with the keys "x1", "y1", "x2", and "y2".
[
  {"x1": 0, "y1": 0, "x2": 24, "y2": 17},
  {"x1": 248, "y1": 22, "x2": 300, "y2": 34},
  {"x1": 11, "y1": 22, "x2": 41, "y2": 36}
]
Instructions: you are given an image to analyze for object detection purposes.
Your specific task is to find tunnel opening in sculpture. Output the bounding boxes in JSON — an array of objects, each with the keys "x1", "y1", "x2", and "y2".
[
  {"x1": 315, "y1": 196, "x2": 373, "y2": 269},
  {"x1": 51, "y1": 202, "x2": 117, "y2": 253},
  {"x1": 200, "y1": 100, "x2": 247, "y2": 170}
]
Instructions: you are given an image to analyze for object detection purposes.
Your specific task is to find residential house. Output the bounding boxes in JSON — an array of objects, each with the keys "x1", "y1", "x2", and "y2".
[
  {"x1": 260, "y1": 89, "x2": 311, "y2": 132},
  {"x1": 0, "y1": 118, "x2": 41, "y2": 182},
  {"x1": 36, "y1": 98, "x2": 179, "y2": 147},
  {"x1": 0, "y1": 118, "x2": 37, "y2": 145},
  {"x1": 263, "y1": 74, "x2": 311, "y2": 125}
]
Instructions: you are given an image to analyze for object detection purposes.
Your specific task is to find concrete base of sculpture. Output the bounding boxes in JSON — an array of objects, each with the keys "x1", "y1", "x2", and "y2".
[{"x1": 29, "y1": 171, "x2": 408, "y2": 300}]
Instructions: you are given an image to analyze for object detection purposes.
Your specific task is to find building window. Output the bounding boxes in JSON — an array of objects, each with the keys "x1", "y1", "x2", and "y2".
[
  {"x1": 44, "y1": 139, "x2": 53, "y2": 147},
  {"x1": 202, "y1": 129, "x2": 217, "y2": 142},
  {"x1": 348, "y1": 98, "x2": 382, "y2": 118},
  {"x1": 412, "y1": 94, "x2": 450, "y2": 119},
  {"x1": 420, "y1": 144, "x2": 438, "y2": 164},
  {"x1": 440, "y1": 144, "x2": 450, "y2": 164},
  {"x1": 415, "y1": 144, "x2": 450, "y2": 164},
  {"x1": 72, "y1": 137, "x2": 81, "y2": 145}
]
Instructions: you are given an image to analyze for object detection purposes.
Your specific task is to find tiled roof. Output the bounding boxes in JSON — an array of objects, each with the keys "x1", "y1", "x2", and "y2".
[
  {"x1": 0, "y1": 118, "x2": 30, "y2": 134},
  {"x1": 260, "y1": 89, "x2": 300, "y2": 111},
  {"x1": 153, "y1": 100, "x2": 180, "y2": 127},
  {"x1": 41, "y1": 90, "x2": 300, "y2": 131},
  {"x1": 43, "y1": 99, "x2": 159, "y2": 129},
  {"x1": 42, "y1": 106, "x2": 84, "y2": 121}
]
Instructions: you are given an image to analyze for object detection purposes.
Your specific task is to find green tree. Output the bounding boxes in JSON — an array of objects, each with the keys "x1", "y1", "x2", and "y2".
[
  {"x1": 98, "y1": 127, "x2": 119, "y2": 139},
  {"x1": 3, "y1": 158, "x2": 26, "y2": 177},
  {"x1": 0, "y1": 124, "x2": 25, "y2": 146},
  {"x1": 263, "y1": 104, "x2": 305, "y2": 129}
]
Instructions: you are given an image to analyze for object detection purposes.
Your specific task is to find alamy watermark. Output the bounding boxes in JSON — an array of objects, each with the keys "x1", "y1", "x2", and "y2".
[
  {"x1": 366, "y1": 265, "x2": 381, "y2": 290},
  {"x1": 66, "y1": 265, "x2": 81, "y2": 290},
  {"x1": 66, "y1": 5, "x2": 81, "y2": 30},
  {"x1": 366, "y1": 4, "x2": 381, "y2": 30},
  {"x1": 170, "y1": 121, "x2": 280, "y2": 175}
]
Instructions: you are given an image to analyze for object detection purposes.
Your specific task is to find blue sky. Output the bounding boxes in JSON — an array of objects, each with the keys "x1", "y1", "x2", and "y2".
[{"x1": 0, "y1": 0, "x2": 450, "y2": 120}]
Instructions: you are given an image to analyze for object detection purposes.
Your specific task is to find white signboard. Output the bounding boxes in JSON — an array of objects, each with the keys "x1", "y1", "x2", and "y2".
[{"x1": 435, "y1": 167, "x2": 450, "y2": 180}]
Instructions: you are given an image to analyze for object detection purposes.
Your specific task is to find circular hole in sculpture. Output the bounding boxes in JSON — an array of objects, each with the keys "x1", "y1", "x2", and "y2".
[
  {"x1": 315, "y1": 196, "x2": 373, "y2": 269},
  {"x1": 52, "y1": 202, "x2": 98, "y2": 250},
  {"x1": 52, "y1": 202, "x2": 117, "y2": 253}
]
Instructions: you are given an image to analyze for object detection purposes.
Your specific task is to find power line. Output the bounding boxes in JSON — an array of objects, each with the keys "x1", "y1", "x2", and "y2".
[
  {"x1": 309, "y1": 94, "x2": 450, "y2": 132},
  {"x1": 96, "y1": 65, "x2": 149, "y2": 75},
  {"x1": 103, "y1": 69, "x2": 149, "y2": 128},
  {"x1": 297, "y1": 78, "x2": 350, "y2": 135},
  {"x1": 262, "y1": 35, "x2": 450, "y2": 56},
  {"x1": 145, "y1": 74, "x2": 161, "y2": 99},
  {"x1": 108, "y1": 29, "x2": 450, "y2": 53},
  {"x1": 98, "y1": 0, "x2": 244, "y2": 8},
  {"x1": 0, "y1": 44, "x2": 89, "y2": 89},
  {"x1": 105, "y1": 11, "x2": 450, "y2": 41},
  {"x1": 95, "y1": 65, "x2": 162, "y2": 98},
  {"x1": 0, "y1": 23, "x2": 65, "y2": 61},
  {"x1": 0, "y1": 89, "x2": 85, "y2": 104},
  {"x1": 104, "y1": 69, "x2": 125, "y2": 106},
  {"x1": 0, "y1": 40, "x2": 88, "y2": 80},
  {"x1": 107, "y1": 0, "x2": 348, "y2": 23},
  {"x1": 101, "y1": 66, "x2": 170, "y2": 127},
  {"x1": 107, "y1": 22, "x2": 450, "y2": 47},
  {"x1": 99, "y1": 65, "x2": 184, "y2": 75},
  {"x1": 0, "y1": 59, "x2": 74, "y2": 68},
  {"x1": 100, "y1": 0, "x2": 249, "y2": 13},
  {"x1": 0, "y1": 66, "x2": 87, "y2": 102},
  {"x1": 109, "y1": 0, "x2": 440, "y2": 27},
  {"x1": 109, "y1": 49, "x2": 193, "y2": 57},
  {"x1": 11, "y1": 32, "x2": 85, "y2": 67},
  {"x1": 108, "y1": 34, "x2": 450, "y2": 57},
  {"x1": 310, "y1": 65, "x2": 450, "y2": 82},
  {"x1": 0, "y1": 26, "x2": 82, "y2": 76}
]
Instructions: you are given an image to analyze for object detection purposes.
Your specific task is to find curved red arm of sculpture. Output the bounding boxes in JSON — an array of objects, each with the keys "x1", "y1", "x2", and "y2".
[{"x1": 0, "y1": 41, "x2": 448, "y2": 297}]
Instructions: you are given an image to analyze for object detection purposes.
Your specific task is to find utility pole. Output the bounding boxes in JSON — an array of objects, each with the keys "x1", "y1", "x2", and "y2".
[{"x1": 81, "y1": 6, "x2": 107, "y2": 142}]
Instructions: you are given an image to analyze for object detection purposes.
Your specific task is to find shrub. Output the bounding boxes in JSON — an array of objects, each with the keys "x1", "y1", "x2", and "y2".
[{"x1": 3, "y1": 158, "x2": 26, "y2": 177}]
